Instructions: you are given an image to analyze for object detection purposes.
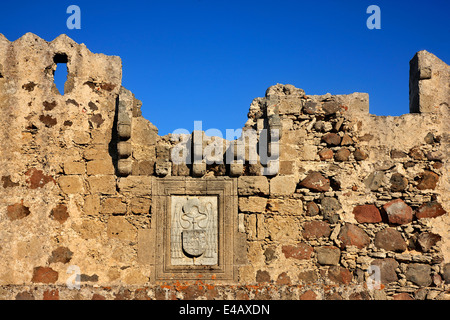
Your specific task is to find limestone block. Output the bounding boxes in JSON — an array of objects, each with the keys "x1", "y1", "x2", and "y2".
[
  {"x1": 107, "y1": 216, "x2": 136, "y2": 241},
  {"x1": 58, "y1": 175, "x2": 84, "y2": 194},
  {"x1": 239, "y1": 196, "x2": 267, "y2": 213},
  {"x1": 238, "y1": 176, "x2": 269, "y2": 196},
  {"x1": 64, "y1": 161, "x2": 85, "y2": 175},
  {"x1": 117, "y1": 176, "x2": 152, "y2": 196},
  {"x1": 101, "y1": 198, "x2": 127, "y2": 214},
  {"x1": 87, "y1": 175, "x2": 116, "y2": 195},
  {"x1": 86, "y1": 159, "x2": 115, "y2": 175},
  {"x1": 270, "y1": 175, "x2": 297, "y2": 196}
]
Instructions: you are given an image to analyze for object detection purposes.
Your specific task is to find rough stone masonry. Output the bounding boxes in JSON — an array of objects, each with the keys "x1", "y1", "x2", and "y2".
[{"x1": 0, "y1": 33, "x2": 449, "y2": 300}]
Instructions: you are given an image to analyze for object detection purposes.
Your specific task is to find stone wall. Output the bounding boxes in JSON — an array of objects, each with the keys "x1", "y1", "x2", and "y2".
[{"x1": 0, "y1": 33, "x2": 448, "y2": 300}]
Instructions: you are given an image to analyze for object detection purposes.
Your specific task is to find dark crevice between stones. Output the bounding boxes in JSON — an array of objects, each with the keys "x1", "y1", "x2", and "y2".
[{"x1": 108, "y1": 95, "x2": 120, "y2": 176}]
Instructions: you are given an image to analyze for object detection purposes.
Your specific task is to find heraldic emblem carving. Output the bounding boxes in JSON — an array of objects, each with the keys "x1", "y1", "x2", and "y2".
[{"x1": 170, "y1": 196, "x2": 218, "y2": 265}]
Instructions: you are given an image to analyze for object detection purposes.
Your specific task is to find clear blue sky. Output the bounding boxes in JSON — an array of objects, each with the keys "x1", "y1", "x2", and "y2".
[{"x1": 1, "y1": 0, "x2": 449, "y2": 135}]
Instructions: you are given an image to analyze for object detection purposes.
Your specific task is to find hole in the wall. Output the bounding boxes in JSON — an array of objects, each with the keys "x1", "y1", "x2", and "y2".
[{"x1": 53, "y1": 53, "x2": 69, "y2": 95}]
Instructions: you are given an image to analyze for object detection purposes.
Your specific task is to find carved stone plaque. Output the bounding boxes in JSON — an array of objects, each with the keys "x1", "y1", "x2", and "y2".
[
  {"x1": 150, "y1": 177, "x2": 239, "y2": 282},
  {"x1": 171, "y1": 196, "x2": 218, "y2": 265}
]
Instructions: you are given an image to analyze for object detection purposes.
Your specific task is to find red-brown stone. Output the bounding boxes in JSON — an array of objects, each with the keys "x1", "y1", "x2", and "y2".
[
  {"x1": 43, "y1": 289, "x2": 59, "y2": 300},
  {"x1": 302, "y1": 220, "x2": 331, "y2": 239},
  {"x1": 416, "y1": 201, "x2": 446, "y2": 220},
  {"x1": 299, "y1": 290, "x2": 317, "y2": 300},
  {"x1": 353, "y1": 204, "x2": 382, "y2": 223},
  {"x1": 382, "y1": 199, "x2": 413, "y2": 225},
  {"x1": 322, "y1": 133, "x2": 341, "y2": 146},
  {"x1": 282, "y1": 243, "x2": 313, "y2": 260},
  {"x1": 318, "y1": 148, "x2": 333, "y2": 160},
  {"x1": 276, "y1": 272, "x2": 291, "y2": 285},
  {"x1": 50, "y1": 204, "x2": 69, "y2": 224},
  {"x1": 416, "y1": 170, "x2": 439, "y2": 190},
  {"x1": 299, "y1": 171, "x2": 330, "y2": 192},
  {"x1": 31, "y1": 267, "x2": 58, "y2": 284},
  {"x1": 393, "y1": 293, "x2": 414, "y2": 300},
  {"x1": 25, "y1": 168, "x2": 55, "y2": 189},
  {"x1": 338, "y1": 224, "x2": 370, "y2": 249},
  {"x1": 6, "y1": 201, "x2": 31, "y2": 221},
  {"x1": 327, "y1": 266, "x2": 352, "y2": 284},
  {"x1": 374, "y1": 228, "x2": 407, "y2": 252}
]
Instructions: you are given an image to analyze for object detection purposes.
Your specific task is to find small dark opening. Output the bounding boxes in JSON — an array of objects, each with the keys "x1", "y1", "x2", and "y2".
[{"x1": 53, "y1": 53, "x2": 69, "y2": 95}]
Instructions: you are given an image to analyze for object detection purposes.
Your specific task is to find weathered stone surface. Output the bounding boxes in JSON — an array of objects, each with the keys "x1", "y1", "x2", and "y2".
[
  {"x1": 302, "y1": 220, "x2": 331, "y2": 239},
  {"x1": 318, "y1": 148, "x2": 333, "y2": 160},
  {"x1": 382, "y1": 199, "x2": 413, "y2": 225},
  {"x1": 282, "y1": 244, "x2": 313, "y2": 260},
  {"x1": 443, "y1": 264, "x2": 450, "y2": 284},
  {"x1": 370, "y1": 258, "x2": 399, "y2": 284},
  {"x1": 299, "y1": 171, "x2": 330, "y2": 192},
  {"x1": 130, "y1": 198, "x2": 151, "y2": 214},
  {"x1": 88, "y1": 176, "x2": 116, "y2": 195},
  {"x1": 107, "y1": 216, "x2": 136, "y2": 241},
  {"x1": 101, "y1": 198, "x2": 127, "y2": 214},
  {"x1": 322, "y1": 101, "x2": 340, "y2": 116},
  {"x1": 417, "y1": 232, "x2": 441, "y2": 252},
  {"x1": 390, "y1": 173, "x2": 408, "y2": 192},
  {"x1": 334, "y1": 148, "x2": 351, "y2": 162},
  {"x1": 256, "y1": 270, "x2": 271, "y2": 283},
  {"x1": 7, "y1": 202, "x2": 31, "y2": 221},
  {"x1": 374, "y1": 228, "x2": 407, "y2": 252},
  {"x1": 58, "y1": 176, "x2": 84, "y2": 194},
  {"x1": 364, "y1": 171, "x2": 384, "y2": 191},
  {"x1": 340, "y1": 134, "x2": 353, "y2": 146},
  {"x1": 238, "y1": 176, "x2": 269, "y2": 195},
  {"x1": 305, "y1": 201, "x2": 320, "y2": 216},
  {"x1": 353, "y1": 148, "x2": 368, "y2": 161},
  {"x1": 299, "y1": 290, "x2": 317, "y2": 300},
  {"x1": 48, "y1": 247, "x2": 73, "y2": 264},
  {"x1": 267, "y1": 198, "x2": 302, "y2": 215},
  {"x1": 322, "y1": 133, "x2": 341, "y2": 146},
  {"x1": 86, "y1": 160, "x2": 115, "y2": 175},
  {"x1": 416, "y1": 201, "x2": 446, "y2": 219},
  {"x1": 416, "y1": 170, "x2": 439, "y2": 190},
  {"x1": 353, "y1": 204, "x2": 382, "y2": 223},
  {"x1": 315, "y1": 246, "x2": 341, "y2": 265},
  {"x1": 327, "y1": 266, "x2": 352, "y2": 284},
  {"x1": 393, "y1": 293, "x2": 414, "y2": 300},
  {"x1": 50, "y1": 204, "x2": 69, "y2": 224},
  {"x1": 31, "y1": 267, "x2": 58, "y2": 284},
  {"x1": 338, "y1": 224, "x2": 370, "y2": 249},
  {"x1": 269, "y1": 175, "x2": 297, "y2": 196},
  {"x1": 25, "y1": 169, "x2": 55, "y2": 189},
  {"x1": 117, "y1": 176, "x2": 151, "y2": 196},
  {"x1": 406, "y1": 264, "x2": 432, "y2": 287},
  {"x1": 64, "y1": 161, "x2": 85, "y2": 175}
]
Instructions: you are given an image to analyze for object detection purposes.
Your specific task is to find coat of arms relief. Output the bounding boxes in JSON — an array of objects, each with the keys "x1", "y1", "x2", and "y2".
[{"x1": 170, "y1": 196, "x2": 218, "y2": 266}]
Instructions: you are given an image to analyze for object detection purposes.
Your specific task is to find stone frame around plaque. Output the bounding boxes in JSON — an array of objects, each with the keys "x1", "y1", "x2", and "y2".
[{"x1": 150, "y1": 177, "x2": 238, "y2": 282}]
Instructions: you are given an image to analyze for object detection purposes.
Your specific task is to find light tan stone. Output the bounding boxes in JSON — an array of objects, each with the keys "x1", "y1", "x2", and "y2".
[
  {"x1": 239, "y1": 196, "x2": 267, "y2": 213},
  {"x1": 87, "y1": 175, "x2": 116, "y2": 194},
  {"x1": 64, "y1": 161, "x2": 85, "y2": 175},
  {"x1": 86, "y1": 159, "x2": 115, "y2": 175},
  {"x1": 270, "y1": 175, "x2": 297, "y2": 196},
  {"x1": 58, "y1": 175, "x2": 84, "y2": 194},
  {"x1": 107, "y1": 216, "x2": 136, "y2": 241},
  {"x1": 238, "y1": 176, "x2": 269, "y2": 196}
]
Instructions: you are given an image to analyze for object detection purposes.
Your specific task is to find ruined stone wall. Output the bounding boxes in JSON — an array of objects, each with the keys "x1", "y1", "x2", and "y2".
[{"x1": 0, "y1": 33, "x2": 448, "y2": 300}]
